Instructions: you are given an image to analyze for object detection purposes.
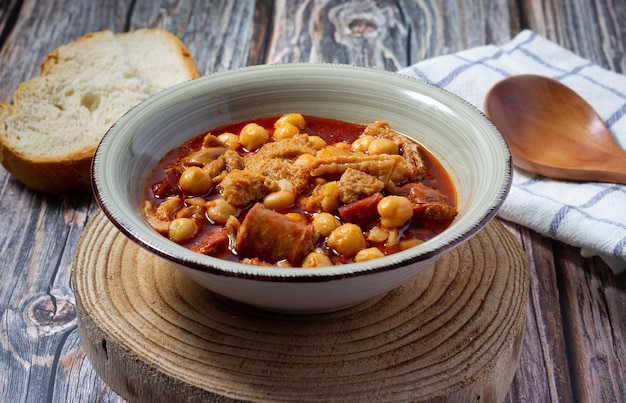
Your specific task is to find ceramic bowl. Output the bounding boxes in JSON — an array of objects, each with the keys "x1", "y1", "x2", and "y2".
[{"x1": 92, "y1": 64, "x2": 511, "y2": 314}]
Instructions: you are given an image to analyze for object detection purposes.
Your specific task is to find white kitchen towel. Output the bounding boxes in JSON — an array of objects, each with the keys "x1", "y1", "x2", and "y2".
[{"x1": 398, "y1": 30, "x2": 626, "y2": 274}]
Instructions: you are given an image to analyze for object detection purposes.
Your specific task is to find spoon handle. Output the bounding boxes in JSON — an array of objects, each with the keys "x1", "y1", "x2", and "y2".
[
  {"x1": 598, "y1": 149, "x2": 626, "y2": 185},
  {"x1": 521, "y1": 147, "x2": 626, "y2": 185}
]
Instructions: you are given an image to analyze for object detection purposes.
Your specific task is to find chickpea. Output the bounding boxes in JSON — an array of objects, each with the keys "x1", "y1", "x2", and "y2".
[
  {"x1": 217, "y1": 132, "x2": 240, "y2": 150},
  {"x1": 312, "y1": 212, "x2": 341, "y2": 236},
  {"x1": 275, "y1": 113, "x2": 306, "y2": 130},
  {"x1": 294, "y1": 153, "x2": 315, "y2": 168},
  {"x1": 308, "y1": 135, "x2": 327, "y2": 150},
  {"x1": 239, "y1": 123, "x2": 269, "y2": 151},
  {"x1": 368, "y1": 138, "x2": 399, "y2": 155},
  {"x1": 302, "y1": 251, "x2": 333, "y2": 268},
  {"x1": 263, "y1": 190, "x2": 295, "y2": 211},
  {"x1": 168, "y1": 218, "x2": 198, "y2": 243},
  {"x1": 327, "y1": 223, "x2": 367, "y2": 256},
  {"x1": 277, "y1": 179, "x2": 294, "y2": 192},
  {"x1": 377, "y1": 195, "x2": 413, "y2": 228},
  {"x1": 351, "y1": 135, "x2": 375, "y2": 152},
  {"x1": 355, "y1": 247, "x2": 385, "y2": 262},
  {"x1": 179, "y1": 166, "x2": 212, "y2": 195},
  {"x1": 206, "y1": 198, "x2": 237, "y2": 224},
  {"x1": 367, "y1": 226, "x2": 388, "y2": 242},
  {"x1": 273, "y1": 122, "x2": 299, "y2": 140},
  {"x1": 318, "y1": 181, "x2": 340, "y2": 213}
]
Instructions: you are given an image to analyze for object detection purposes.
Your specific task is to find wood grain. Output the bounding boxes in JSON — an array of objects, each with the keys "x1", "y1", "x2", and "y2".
[
  {"x1": 554, "y1": 243, "x2": 626, "y2": 402},
  {"x1": 72, "y1": 212, "x2": 529, "y2": 402},
  {"x1": 267, "y1": 0, "x2": 518, "y2": 68},
  {"x1": 521, "y1": 0, "x2": 626, "y2": 73}
]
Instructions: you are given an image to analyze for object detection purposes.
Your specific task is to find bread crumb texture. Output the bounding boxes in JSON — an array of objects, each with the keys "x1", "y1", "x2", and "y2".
[{"x1": 0, "y1": 29, "x2": 198, "y2": 193}]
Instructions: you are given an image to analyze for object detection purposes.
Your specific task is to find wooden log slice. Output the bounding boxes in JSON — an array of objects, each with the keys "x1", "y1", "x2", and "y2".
[{"x1": 72, "y1": 211, "x2": 529, "y2": 402}]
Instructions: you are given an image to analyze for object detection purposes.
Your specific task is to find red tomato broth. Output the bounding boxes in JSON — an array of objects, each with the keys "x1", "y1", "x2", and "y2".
[{"x1": 143, "y1": 115, "x2": 457, "y2": 266}]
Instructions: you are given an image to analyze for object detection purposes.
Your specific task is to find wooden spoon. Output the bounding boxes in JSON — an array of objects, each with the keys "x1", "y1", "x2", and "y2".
[{"x1": 484, "y1": 74, "x2": 626, "y2": 184}]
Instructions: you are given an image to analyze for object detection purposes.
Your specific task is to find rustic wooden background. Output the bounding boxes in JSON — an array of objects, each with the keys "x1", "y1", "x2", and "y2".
[{"x1": 1, "y1": 0, "x2": 625, "y2": 402}]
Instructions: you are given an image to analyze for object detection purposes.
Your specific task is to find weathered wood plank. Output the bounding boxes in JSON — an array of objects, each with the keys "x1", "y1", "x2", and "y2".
[
  {"x1": 520, "y1": 0, "x2": 626, "y2": 73},
  {"x1": 0, "y1": 0, "x2": 268, "y2": 400},
  {"x1": 0, "y1": 0, "x2": 519, "y2": 402},
  {"x1": 0, "y1": 1, "x2": 133, "y2": 402},
  {"x1": 0, "y1": 191, "x2": 101, "y2": 398},
  {"x1": 515, "y1": 1, "x2": 626, "y2": 402},
  {"x1": 127, "y1": 0, "x2": 260, "y2": 74},
  {"x1": 555, "y1": 244, "x2": 626, "y2": 402},
  {"x1": 0, "y1": 0, "x2": 22, "y2": 45},
  {"x1": 267, "y1": 0, "x2": 517, "y2": 68},
  {"x1": 500, "y1": 222, "x2": 575, "y2": 403}
]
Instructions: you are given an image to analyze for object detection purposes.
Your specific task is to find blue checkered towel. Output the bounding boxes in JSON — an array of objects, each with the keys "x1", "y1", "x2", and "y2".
[{"x1": 399, "y1": 30, "x2": 626, "y2": 274}]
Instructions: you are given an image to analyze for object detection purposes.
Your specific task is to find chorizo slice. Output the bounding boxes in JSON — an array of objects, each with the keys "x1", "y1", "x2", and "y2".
[
  {"x1": 151, "y1": 166, "x2": 182, "y2": 198},
  {"x1": 192, "y1": 228, "x2": 229, "y2": 255},
  {"x1": 399, "y1": 183, "x2": 458, "y2": 220},
  {"x1": 338, "y1": 192, "x2": 383, "y2": 226}
]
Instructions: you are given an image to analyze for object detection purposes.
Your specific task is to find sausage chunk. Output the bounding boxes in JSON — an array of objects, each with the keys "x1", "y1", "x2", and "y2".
[
  {"x1": 191, "y1": 228, "x2": 229, "y2": 255},
  {"x1": 399, "y1": 183, "x2": 458, "y2": 220},
  {"x1": 338, "y1": 192, "x2": 383, "y2": 226},
  {"x1": 235, "y1": 203, "x2": 316, "y2": 265}
]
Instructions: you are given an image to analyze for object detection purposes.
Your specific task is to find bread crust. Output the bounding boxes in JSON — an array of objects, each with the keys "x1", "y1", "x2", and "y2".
[{"x1": 0, "y1": 29, "x2": 198, "y2": 194}]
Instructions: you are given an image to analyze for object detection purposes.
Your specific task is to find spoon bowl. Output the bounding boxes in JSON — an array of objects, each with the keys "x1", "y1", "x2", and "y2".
[{"x1": 484, "y1": 74, "x2": 626, "y2": 184}]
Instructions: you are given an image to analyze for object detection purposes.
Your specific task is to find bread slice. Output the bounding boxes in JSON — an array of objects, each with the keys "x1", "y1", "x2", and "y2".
[{"x1": 0, "y1": 29, "x2": 198, "y2": 193}]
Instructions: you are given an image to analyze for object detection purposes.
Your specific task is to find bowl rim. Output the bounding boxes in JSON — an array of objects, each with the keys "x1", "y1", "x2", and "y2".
[{"x1": 92, "y1": 63, "x2": 512, "y2": 283}]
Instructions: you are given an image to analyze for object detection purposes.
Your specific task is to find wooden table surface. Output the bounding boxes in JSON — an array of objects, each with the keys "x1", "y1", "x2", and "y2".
[{"x1": 1, "y1": 1, "x2": 624, "y2": 402}]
